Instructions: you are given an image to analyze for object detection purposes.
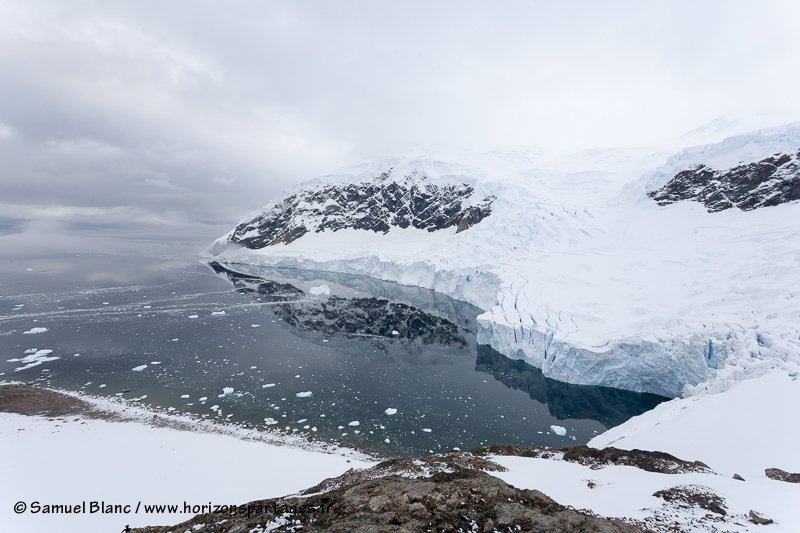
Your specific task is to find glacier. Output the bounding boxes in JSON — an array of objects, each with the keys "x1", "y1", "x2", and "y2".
[{"x1": 206, "y1": 126, "x2": 800, "y2": 398}]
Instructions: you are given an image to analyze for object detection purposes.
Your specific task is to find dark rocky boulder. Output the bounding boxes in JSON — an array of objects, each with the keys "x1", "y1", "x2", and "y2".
[
  {"x1": 765, "y1": 467, "x2": 800, "y2": 483},
  {"x1": 652, "y1": 485, "x2": 727, "y2": 516},
  {"x1": 749, "y1": 510, "x2": 774, "y2": 525},
  {"x1": 648, "y1": 150, "x2": 800, "y2": 212}
]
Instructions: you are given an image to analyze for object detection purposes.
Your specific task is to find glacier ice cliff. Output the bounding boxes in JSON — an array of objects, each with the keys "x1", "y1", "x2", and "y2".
[{"x1": 206, "y1": 132, "x2": 800, "y2": 398}]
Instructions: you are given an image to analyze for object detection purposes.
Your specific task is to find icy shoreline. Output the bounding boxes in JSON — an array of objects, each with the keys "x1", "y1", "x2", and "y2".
[
  {"x1": 0, "y1": 381, "x2": 374, "y2": 461},
  {"x1": 4, "y1": 370, "x2": 799, "y2": 533}
]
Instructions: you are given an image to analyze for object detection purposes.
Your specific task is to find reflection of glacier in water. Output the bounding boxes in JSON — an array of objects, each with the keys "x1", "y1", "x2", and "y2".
[
  {"x1": 209, "y1": 261, "x2": 666, "y2": 429},
  {"x1": 0, "y1": 253, "x2": 666, "y2": 457},
  {"x1": 474, "y1": 345, "x2": 665, "y2": 428}
]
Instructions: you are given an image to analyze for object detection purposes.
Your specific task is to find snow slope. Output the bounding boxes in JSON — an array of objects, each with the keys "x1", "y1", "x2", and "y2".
[
  {"x1": 491, "y1": 366, "x2": 800, "y2": 532},
  {"x1": 0, "y1": 412, "x2": 372, "y2": 533},
  {"x1": 207, "y1": 126, "x2": 800, "y2": 398}
]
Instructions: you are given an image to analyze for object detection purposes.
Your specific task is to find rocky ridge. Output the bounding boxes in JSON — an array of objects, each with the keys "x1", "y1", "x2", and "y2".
[
  {"x1": 230, "y1": 170, "x2": 495, "y2": 248},
  {"x1": 648, "y1": 150, "x2": 800, "y2": 211}
]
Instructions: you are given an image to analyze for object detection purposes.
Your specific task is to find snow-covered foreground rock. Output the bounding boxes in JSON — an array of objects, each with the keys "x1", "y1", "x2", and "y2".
[
  {"x1": 0, "y1": 412, "x2": 372, "y2": 533},
  {"x1": 207, "y1": 124, "x2": 800, "y2": 397},
  {"x1": 3, "y1": 372, "x2": 798, "y2": 532},
  {"x1": 492, "y1": 367, "x2": 800, "y2": 532}
]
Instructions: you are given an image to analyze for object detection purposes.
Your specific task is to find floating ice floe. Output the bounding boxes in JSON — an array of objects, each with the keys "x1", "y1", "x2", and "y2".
[
  {"x1": 422, "y1": 428, "x2": 432, "y2": 433},
  {"x1": 221, "y1": 387, "x2": 234, "y2": 396},
  {"x1": 180, "y1": 394, "x2": 190, "y2": 399},
  {"x1": 391, "y1": 330, "x2": 400, "y2": 335},
  {"x1": 348, "y1": 420, "x2": 360, "y2": 427},
  {"x1": 22, "y1": 327, "x2": 48, "y2": 335},
  {"x1": 131, "y1": 364, "x2": 148, "y2": 372},
  {"x1": 384, "y1": 408, "x2": 398, "y2": 415},
  {"x1": 211, "y1": 310, "x2": 226, "y2": 316},
  {"x1": 13, "y1": 349, "x2": 60, "y2": 371},
  {"x1": 296, "y1": 391, "x2": 312, "y2": 398},
  {"x1": 198, "y1": 396, "x2": 208, "y2": 402},
  {"x1": 263, "y1": 383, "x2": 276, "y2": 388},
  {"x1": 263, "y1": 417, "x2": 278, "y2": 425},
  {"x1": 188, "y1": 315, "x2": 199, "y2": 319},
  {"x1": 309, "y1": 284, "x2": 331, "y2": 296},
  {"x1": 550, "y1": 425, "x2": 567, "y2": 436},
  {"x1": 151, "y1": 361, "x2": 162, "y2": 365}
]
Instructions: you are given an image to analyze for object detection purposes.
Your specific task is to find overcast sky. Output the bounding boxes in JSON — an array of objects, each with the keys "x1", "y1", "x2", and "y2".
[{"x1": 1, "y1": 0, "x2": 799, "y2": 254}]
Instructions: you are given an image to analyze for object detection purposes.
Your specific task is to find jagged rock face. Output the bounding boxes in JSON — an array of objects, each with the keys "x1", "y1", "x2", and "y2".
[
  {"x1": 230, "y1": 171, "x2": 495, "y2": 248},
  {"x1": 648, "y1": 150, "x2": 800, "y2": 212}
]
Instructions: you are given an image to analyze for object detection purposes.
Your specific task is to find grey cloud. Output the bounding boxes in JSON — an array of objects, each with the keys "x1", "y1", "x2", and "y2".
[{"x1": 1, "y1": 0, "x2": 799, "y2": 253}]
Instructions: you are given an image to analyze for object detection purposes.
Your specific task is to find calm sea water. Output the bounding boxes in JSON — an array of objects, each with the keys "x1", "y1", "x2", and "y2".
[{"x1": 0, "y1": 252, "x2": 665, "y2": 456}]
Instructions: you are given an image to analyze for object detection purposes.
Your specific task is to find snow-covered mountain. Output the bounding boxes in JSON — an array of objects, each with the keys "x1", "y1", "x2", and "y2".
[
  {"x1": 649, "y1": 150, "x2": 800, "y2": 211},
  {"x1": 207, "y1": 124, "x2": 800, "y2": 398},
  {"x1": 229, "y1": 170, "x2": 495, "y2": 248}
]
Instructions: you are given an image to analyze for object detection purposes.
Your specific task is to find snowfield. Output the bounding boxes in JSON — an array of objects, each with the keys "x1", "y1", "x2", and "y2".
[
  {"x1": 495, "y1": 366, "x2": 800, "y2": 532},
  {"x1": 207, "y1": 124, "x2": 800, "y2": 398},
  {"x1": 0, "y1": 392, "x2": 373, "y2": 533}
]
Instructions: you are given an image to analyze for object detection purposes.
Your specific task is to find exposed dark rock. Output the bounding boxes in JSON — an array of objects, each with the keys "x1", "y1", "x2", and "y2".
[
  {"x1": 652, "y1": 485, "x2": 727, "y2": 516},
  {"x1": 648, "y1": 150, "x2": 800, "y2": 212},
  {"x1": 133, "y1": 456, "x2": 644, "y2": 533},
  {"x1": 229, "y1": 170, "x2": 495, "y2": 248},
  {"x1": 749, "y1": 510, "x2": 774, "y2": 525},
  {"x1": 474, "y1": 444, "x2": 711, "y2": 474},
  {"x1": 765, "y1": 467, "x2": 800, "y2": 483},
  {"x1": 733, "y1": 473, "x2": 745, "y2": 481}
]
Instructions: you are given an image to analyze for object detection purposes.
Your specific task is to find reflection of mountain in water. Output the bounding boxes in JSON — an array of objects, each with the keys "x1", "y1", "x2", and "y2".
[
  {"x1": 208, "y1": 261, "x2": 467, "y2": 348},
  {"x1": 209, "y1": 261, "x2": 665, "y2": 429},
  {"x1": 475, "y1": 345, "x2": 667, "y2": 428},
  {"x1": 273, "y1": 299, "x2": 466, "y2": 347}
]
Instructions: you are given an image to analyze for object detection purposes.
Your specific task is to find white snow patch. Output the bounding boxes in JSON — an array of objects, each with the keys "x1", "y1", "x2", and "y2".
[
  {"x1": 309, "y1": 284, "x2": 331, "y2": 296},
  {"x1": 0, "y1": 411, "x2": 372, "y2": 532},
  {"x1": 488, "y1": 367, "x2": 800, "y2": 532}
]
